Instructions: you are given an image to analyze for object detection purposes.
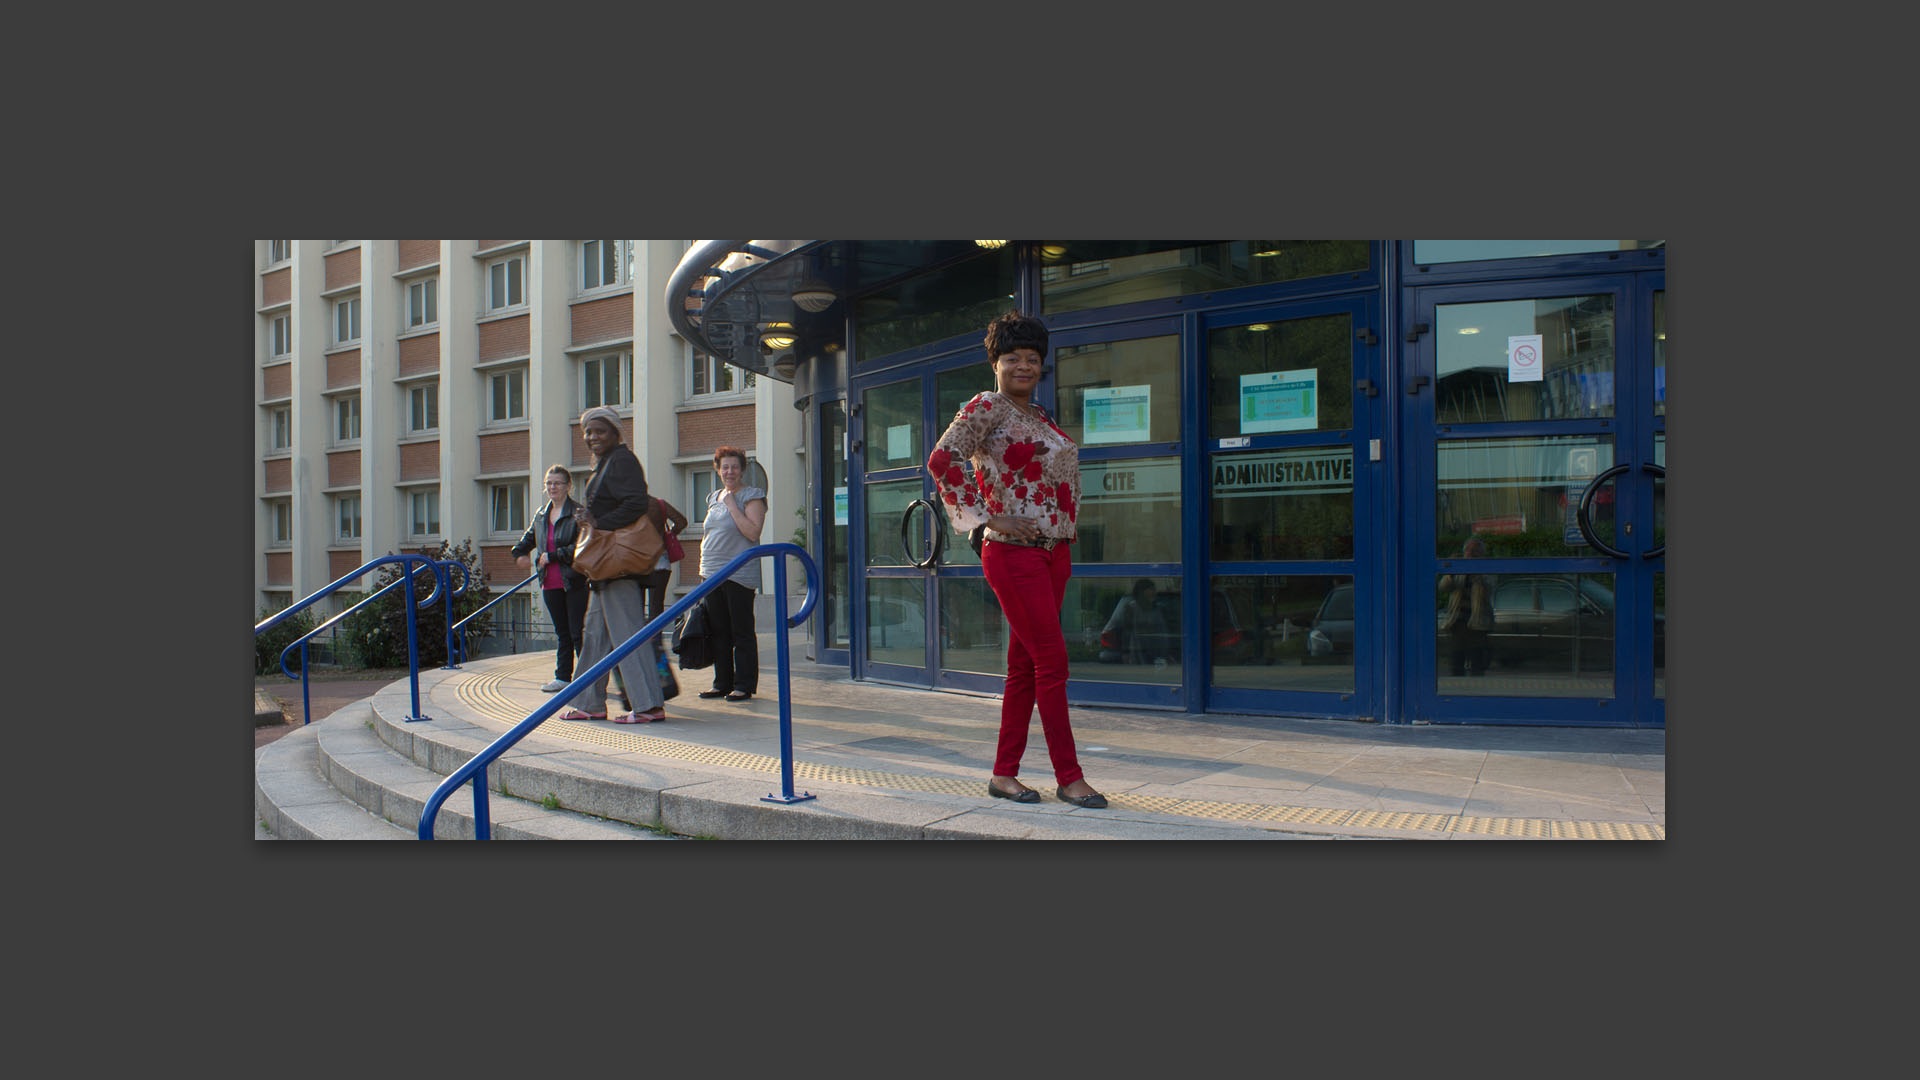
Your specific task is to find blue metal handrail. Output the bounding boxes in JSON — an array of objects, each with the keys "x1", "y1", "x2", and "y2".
[
  {"x1": 278, "y1": 570, "x2": 444, "y2": 727},
  {"x1": 256, "y1": 554, "x2": 442, "y2": 722},
  {"x1": 419, "y1": 543, "x2": 820, "y2": 839},
  {"x1": 448, "y1": 570, "x2": 541, "y2": 666}
]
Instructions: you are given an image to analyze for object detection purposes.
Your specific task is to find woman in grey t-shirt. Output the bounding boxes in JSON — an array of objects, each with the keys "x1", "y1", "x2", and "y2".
[{"x1": 697, "y1": 446, "x2": 767, "y2": 701}]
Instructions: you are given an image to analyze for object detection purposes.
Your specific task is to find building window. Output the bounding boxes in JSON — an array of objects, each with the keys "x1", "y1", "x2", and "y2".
[
  {"x1": 582, "y1": 352, "x2": 633, "y2": 408},
  {"x1": 691, "y1": 350, "x2": 754, "y2": 397},
  {"x1": 489, "y1": 482, "x2": 527, "y2": 534},
  {"x1": 270, "y1": 499, "x2": 292, "y2": 544},
  {"x1": 268, "y1": 240, "x2": 290, "y2": 265},
  {"x1": 406, "y1": 277, "x2": 438, "y2": 328},
  {"x1": 408, "y1": 382, "x2": 439, "y2": 433},
  {"x1": 334, "y1": 296, "x2": 361, "y2": 344},
  {"x1": 268, "y1": 407, "x2": 290, "y2": 451},
  {"x1": 690, "y1": 468, "x2": 717, "y2": 516},
  {"x1": 582, "y1": 239, "x2": 631, "y2": 291},
  {"x1": 269, "y1": 314, "x2": 290, "y2": 357},
  {"x1": 336, "y1": 494, "x2": 362, "y2": 541},
  {"x1": 334, "y1": 395, "x2": 360, "y2": 443},
  {"x1": 486, "y1": 255, "x2": 525, "y2": 311},
  {"x1": 408, "y1": 489, "x2": 441, "y2": 538},
  {"x1": 489, "y1": 368, "x2": 526, "y2": 423}
]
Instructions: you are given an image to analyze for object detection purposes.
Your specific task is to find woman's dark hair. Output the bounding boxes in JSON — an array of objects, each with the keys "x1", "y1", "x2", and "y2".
[
  {"x1": 1132, "y1": 579, "x2": 1157, "y2": 601},
  {"x1": 713, "y1": 445, "x2": 748, "y2": 470},
  {"x1": 984, "y1": 310, "x2": 1048, "y2": 360}
]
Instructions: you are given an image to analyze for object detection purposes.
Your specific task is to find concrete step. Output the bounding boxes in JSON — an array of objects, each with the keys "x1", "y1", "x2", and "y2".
[{"x1": 259, "y1": 701, "x2": 676, "y2": 840}]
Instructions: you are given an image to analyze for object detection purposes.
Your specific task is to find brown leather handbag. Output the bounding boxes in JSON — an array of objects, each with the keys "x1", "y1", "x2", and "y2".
[{"x1": 573, "y1": 511, "x2": 664, "y2": 581}]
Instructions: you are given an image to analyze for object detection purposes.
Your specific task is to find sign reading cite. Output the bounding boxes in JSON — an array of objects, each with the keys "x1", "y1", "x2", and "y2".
[{"x1": 1212, "y1": 448, "x2": 1353, "y2": 498}]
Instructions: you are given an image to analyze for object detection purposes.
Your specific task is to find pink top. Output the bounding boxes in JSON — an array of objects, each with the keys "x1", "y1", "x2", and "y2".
[
  {"x1": 542, "y1": 517, "x2": 564, "y2": 588},
  {"x1": 926, "y1": 391, "x2": 1080, "y2": 544}
]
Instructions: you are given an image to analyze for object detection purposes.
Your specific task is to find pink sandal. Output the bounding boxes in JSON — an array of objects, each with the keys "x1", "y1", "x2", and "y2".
[
  {"x1": 557, "y1": 709, "x2": 605, "y2": 721},
  {"x1": 612, "y1": 709, "x2": 666, "y2": 724}
]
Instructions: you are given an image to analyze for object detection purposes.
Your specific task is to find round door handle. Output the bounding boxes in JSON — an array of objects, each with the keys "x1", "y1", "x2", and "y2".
[
  {"x1": 1576, "y1": 463, "x2": 1631, "y2": 559},
  {"x1": 900, "y1": 498, "x2": 946, "y2": 569},
  {"x1": 1641, "y1": 463, "x2": 1665, "y2": 559}
]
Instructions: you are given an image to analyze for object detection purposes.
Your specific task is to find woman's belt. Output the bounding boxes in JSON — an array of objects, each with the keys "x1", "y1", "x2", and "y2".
[{"x1": 987, "y1": 534, "x2": 1068, "y2": 550}]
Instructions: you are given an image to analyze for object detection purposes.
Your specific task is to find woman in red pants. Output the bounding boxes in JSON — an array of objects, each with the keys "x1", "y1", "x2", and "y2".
[{"x1": 926, "y1": 310, "x2": 1106, "y2": 808}]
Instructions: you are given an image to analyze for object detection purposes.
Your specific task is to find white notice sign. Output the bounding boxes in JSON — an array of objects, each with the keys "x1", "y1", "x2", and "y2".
[
  {"x1": 1081, "y1": 384, "x2": 1152, "y2": 444},
  {"x1": 1508, "y1": 334, "x2": 1544, "y2": 383},
  {"x1": 886, "y1": 424, "x2": 913, "y2": 461}
]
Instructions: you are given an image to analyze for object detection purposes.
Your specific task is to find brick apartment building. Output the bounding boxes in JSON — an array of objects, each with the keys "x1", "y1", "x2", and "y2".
[{"x1": 254, "y1": 240, "x2": 804, "y2": 645}]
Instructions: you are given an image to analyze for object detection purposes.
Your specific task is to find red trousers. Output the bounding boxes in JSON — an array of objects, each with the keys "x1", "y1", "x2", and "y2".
[{"x1": 982, "y1": 539, "x2": 1083, "y2": 787}]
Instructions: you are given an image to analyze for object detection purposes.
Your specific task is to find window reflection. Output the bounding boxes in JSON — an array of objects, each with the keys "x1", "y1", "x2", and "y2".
[
  {"x1": 1414, "y1": 240, "x2": 1662, "y2": 263},
  {"x1": 1436, "y1": 436, "x2": 1613, "y2": 558},
  {"x1": 1436, "y1": 296, "x2": 1615, "y2": 422},
  {"x1": 1040, "y1": 241, "x2": 1368, "y2": 314},
  {"x1": 1211, "y1": 446, "x2": 1354, "y2": 561},
  {"x1": 1064, "y1": 577, "x2": 1182, "y2": 685},
  {"x1": 854, "y1": 247, "x2": 1017, "y2": 361},
  {"x1": 864, "y1": 479, "x2": 922, "y2": 568},
  {"x1": 1055, "y1": 335, "x2": 1180, "y2": 446},
  {"x1": 867, "y1": 577, "x2": 924, "y2": 667},
  {"x1": 1074, "y1": 456, "x2": 1181, "y2": 564},
  {"x1": 1208, "y1": 575, "x2": 1355, "y2": 694},
  {"x1": 1653, "y1": 290, "x2": 1666, "y2": 418},
  {"x1": 824, "y1": 401, "x2": 848, "y2": 648},
  {"x1": 863, "y1": 378, "x2": 922, "y2": 471},
  {"x1": 939, "y1": 577, "x2": 1004, "y2": 676},
  {"x1": 1434, "y1": 572, "x2": 1623, "y2": 698},
  {"x1": 1209, "y1": 314, "x2": 1352, "y2": 438}
]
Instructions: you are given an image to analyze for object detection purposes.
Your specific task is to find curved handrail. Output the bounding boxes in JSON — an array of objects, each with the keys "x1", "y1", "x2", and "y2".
[
  {"x1": 901, "y1": 498, "x2": 947, "y2": 569},
  {"x1": 255, "y1": 554, "x2": 441, "y2": 722},
  {"x1": 277, "y1": 572, "x2": 444, "y2": 725},
  {"x1": 448, "y1": 571, "x2": 542, "y2": 665},
  {"x1": 419, "y1": 543, "x2": 820, "y2": 839},
  {"x1": 1641, "y1": 463, "x2": 1666, "y2": 559}
]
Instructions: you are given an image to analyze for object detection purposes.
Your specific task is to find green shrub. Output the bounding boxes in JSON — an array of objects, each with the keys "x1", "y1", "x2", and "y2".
[
  {"x1": 340, "y1": 539, "x2": 495, "y2": 669},
  {"x1": 255, "y1": 604, "x2": 318, "y2": 675}
]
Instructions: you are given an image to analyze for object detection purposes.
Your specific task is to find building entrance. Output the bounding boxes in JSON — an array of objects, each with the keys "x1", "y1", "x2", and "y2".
[{"x1": 1401, "y1": 271, "x2": 1666, "y2": 726}]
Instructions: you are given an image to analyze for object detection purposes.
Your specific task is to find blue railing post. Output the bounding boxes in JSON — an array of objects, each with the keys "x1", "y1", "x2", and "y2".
[
  {"x1": 763, "y1": 551, "x2": 814, "y2": 804},
  {"x1": 300, "y1": 640, "x2": 312, "y2": 726},
  {"x1": 404, "y1": 565, "x2": 425, "y2": 721}
]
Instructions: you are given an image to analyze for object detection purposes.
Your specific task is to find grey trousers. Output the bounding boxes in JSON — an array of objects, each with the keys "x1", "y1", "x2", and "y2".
[{"x1": 568, "y1": 577, "x2": 664, "y2": 714}]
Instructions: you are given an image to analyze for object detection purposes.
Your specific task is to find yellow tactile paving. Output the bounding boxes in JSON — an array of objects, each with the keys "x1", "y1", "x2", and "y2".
[{"x1": 447, "y1": 658, "x2": 1663, "y2": 840}]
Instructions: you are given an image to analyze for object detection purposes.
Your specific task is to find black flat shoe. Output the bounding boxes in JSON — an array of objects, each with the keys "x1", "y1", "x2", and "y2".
[
  {"x1": 698, "y1": 689, "x2": 728, "y2": 699},
  {"x1": 1056, "y1": 788, "x2": 1108, "y2": 809},
  {"x1": 988, "y1": 781, "x2": 1039, "y2": 803},
  {"x1": 726, "y1": 691, "x2": 753, "y2": 702}
]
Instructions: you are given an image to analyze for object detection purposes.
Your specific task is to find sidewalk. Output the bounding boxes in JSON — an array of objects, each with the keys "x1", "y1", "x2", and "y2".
[{"x1": 370, "y1": 628, "x2": 1664, "y2": 840}]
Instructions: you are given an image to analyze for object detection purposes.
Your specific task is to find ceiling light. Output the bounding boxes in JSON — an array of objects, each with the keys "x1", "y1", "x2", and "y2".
[
  {"x1": 1041, "y1": 245, "x2": 1068, "y2": 260},
  {"x1": 975, "y1": 240, "x2": 1007, "y2": 249},
  {"x1": 1457, "y1": 327, "x2": 1480, "y2": 334},
  {"x1": 791, "y1": 280, "x2": 837, "y2": 313},
  {"x1": 1247, "y1": 323, "x2": 1270, "y2": 332},
  {"x1": 761, "y1": 323, "x2": 795, "y2": 350},
  {"x1": 1253, "y1": 247, "x2": 1286, "y2": 257}
]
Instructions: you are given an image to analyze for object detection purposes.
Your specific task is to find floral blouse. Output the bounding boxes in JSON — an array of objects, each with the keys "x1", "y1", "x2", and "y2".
[{"x1": 926, "y1": 391, "x2": 1080, "y2": 544}]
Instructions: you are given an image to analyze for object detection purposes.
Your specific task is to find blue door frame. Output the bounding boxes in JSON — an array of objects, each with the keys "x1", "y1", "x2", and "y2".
[{"x1": 1398, "y1": 269, "x2": 1667, "y2": 727}]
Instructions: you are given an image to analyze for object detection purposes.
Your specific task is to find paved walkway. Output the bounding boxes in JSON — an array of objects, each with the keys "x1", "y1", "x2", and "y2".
[{"x1": 397, "y1": 631, "x2": 1664, "y2": 840}]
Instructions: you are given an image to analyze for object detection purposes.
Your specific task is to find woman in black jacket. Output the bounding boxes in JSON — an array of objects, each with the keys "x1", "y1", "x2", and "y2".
[
  {"x1": 557, "y1": 408, "x2": 668, "y2": 723},
  {"x1": 512, "y1": 464, "x2": 587, "y2": 693}
]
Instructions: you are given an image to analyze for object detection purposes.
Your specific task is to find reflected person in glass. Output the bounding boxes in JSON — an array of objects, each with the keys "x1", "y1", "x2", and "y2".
[
  {"x1": 1099, "y1": 579, "x2": 1169, "y2": 665},
  {"x1": 926, "y1": 310, "x2": 1106, "y2": 809},
  {"x1": 1439, "y1": 536, "x2": 1492, "y2": 677}
]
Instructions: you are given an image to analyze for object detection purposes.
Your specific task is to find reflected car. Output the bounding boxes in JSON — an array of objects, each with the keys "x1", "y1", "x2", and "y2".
[
  {"x1": 1439, "y1": 575, "x2": 1664, "y2": 671},
  {"x1": 1306, "y1": 583, "x2": 1354, "y2": 662}
]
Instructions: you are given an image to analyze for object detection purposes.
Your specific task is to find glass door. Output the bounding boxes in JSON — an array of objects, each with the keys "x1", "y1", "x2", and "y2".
[
  {"x1": 1201, "y1": 294, "x2": 1384, "y2": 719},
  {"x1": 814, "y1": 398, "x2": 849, "y2": 664},
  {"x1": 1402, "y1": 273, "x2": 1665, "y2": 726}
]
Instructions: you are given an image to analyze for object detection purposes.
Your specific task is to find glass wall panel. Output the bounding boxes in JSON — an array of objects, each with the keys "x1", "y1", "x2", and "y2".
[
  {"x1": 1040, "y1": 241, "x2": 1368, "y2": 315},
  {"x1": 1653, "y1": 290, "x2": 1666, "y2": 418},
  {"x1": 939, "y1": 577, "x2": 1005, "y2": 676},
  {"x1": 864, "y1": 479, "x2": 923, "y2": 568},
  {"x1": 824, "y1": 401, "x2": 848, "y2": 649},
  {"x1": 1437, "y1": 435, "x2": 1614, "y2": 558},
  {"x1": 867, "y1": 577, "x2": 925, "y2": 668},
  {"x1": 1074, "y1": 456, "x2": 1181, "y2": 564},
  {"x1": 1653, "y1": 433, "x2": 1665, "y2": 550},
  {"x1": 854, "y1": 247, "x2": 1017, "y2": 361},
  {"x1": 1435, "y1": 572, "x2": 1616, "y2": 698},
  {"x1": 1414, "y1": 240, "x2": 1663, "y2": 263},
  {"x1": 1211, "y1": 446, "x2": 1354, "y2": 561},
  {"x1": 1208, "y1": 314, "x2": 1352, "y2": 438},
  {"x1": 1207, "y1": 575, "x2": 1355, "y2": 693},
  {"x1": 1436, "y1": 295, "x2": 1615, "y2": 422},
  {"x1": 1064, "y1": 576, "x2": 1182, "y2": 685},
  {"x1": 1055, "y1": 335, "x2": 1180, "y2": 446},
  {"x1": 1653, "y1": 571, "x2": 1666, "y2": 700},
  {"x1": 862, "y1": 378, "x2": 923, "y2": 472},
  {"x1": 933, "y1": 365, "x2": 995, "y2": 568}
]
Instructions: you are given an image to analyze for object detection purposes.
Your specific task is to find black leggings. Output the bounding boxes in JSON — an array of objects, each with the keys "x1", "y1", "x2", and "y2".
[
  {"x1": 542, "y1": 583, "x2": 590, "y2": 680},
  {"x1": 701, "y1": 579, "x2": 758, "y2": 694}
]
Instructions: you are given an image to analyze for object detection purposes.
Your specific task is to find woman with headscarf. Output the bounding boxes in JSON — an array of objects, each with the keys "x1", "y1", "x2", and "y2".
[{"x1": 556, "y1": 406, "x2": 668, "y2": 723}]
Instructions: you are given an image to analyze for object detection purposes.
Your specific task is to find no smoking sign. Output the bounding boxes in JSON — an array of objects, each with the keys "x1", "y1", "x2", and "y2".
[{"x1": 1507, "y1": 333, "x2": 1544, "y2": 383}]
